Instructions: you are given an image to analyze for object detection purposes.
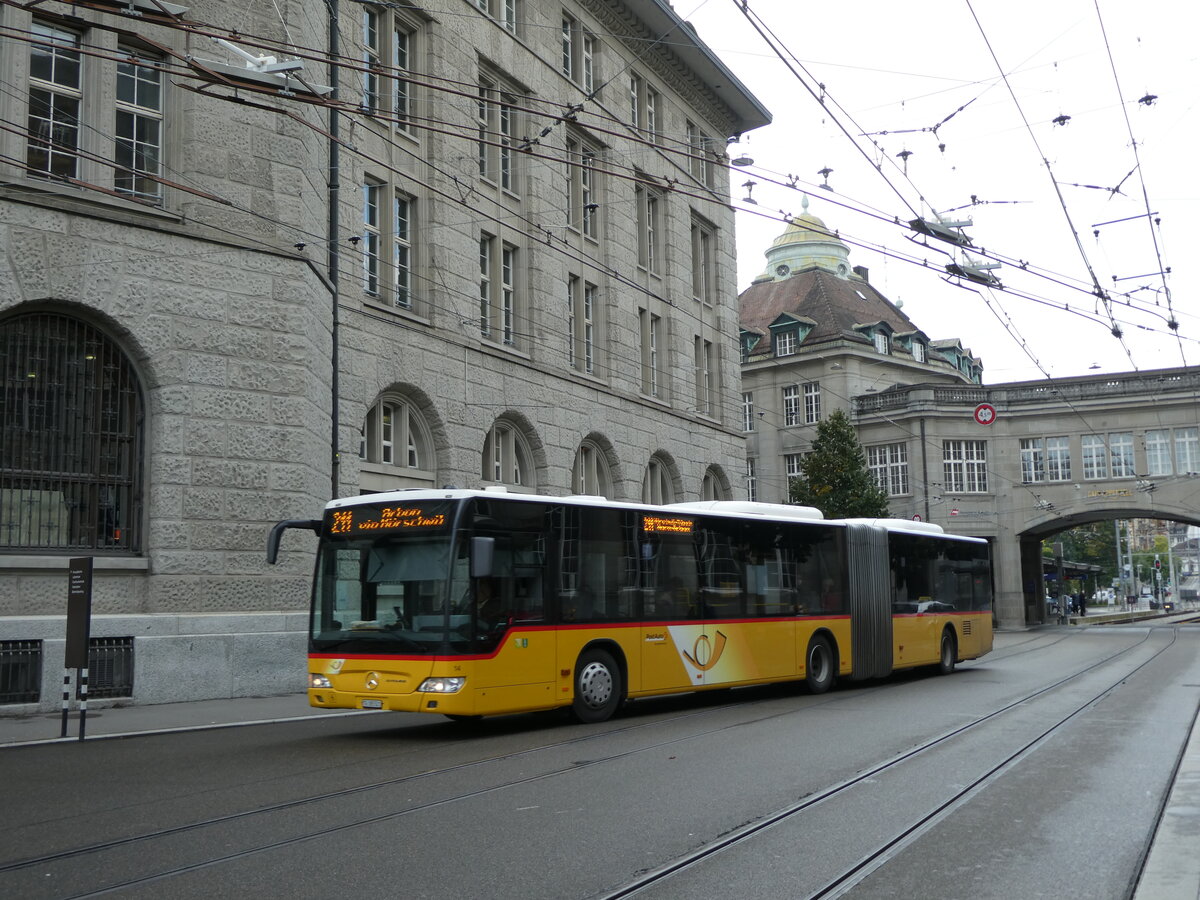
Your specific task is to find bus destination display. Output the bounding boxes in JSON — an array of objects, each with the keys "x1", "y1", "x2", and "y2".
[{"x1": 328, "y1": 503, "x2": 450, "y2": 535}]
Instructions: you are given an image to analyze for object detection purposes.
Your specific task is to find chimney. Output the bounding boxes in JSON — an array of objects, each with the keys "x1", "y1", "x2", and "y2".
[{"x1": 853, "y1": 265, "x2": 869, "y2": 282}]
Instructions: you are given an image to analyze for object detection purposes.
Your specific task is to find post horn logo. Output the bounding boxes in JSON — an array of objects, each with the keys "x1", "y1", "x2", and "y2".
[
  {"x1": 365, "y1": 672, "x2": 379, "y2": 690},
  {"x1": 682, "y1": 630, "x2": 728, "y2": 671}
]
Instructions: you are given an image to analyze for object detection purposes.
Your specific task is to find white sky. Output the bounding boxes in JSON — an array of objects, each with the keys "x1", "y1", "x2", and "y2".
[{"x1": 682, "y1": 0, "x2": 1198, "y2": 383}]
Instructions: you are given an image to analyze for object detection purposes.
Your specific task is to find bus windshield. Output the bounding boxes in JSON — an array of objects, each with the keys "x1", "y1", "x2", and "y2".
[{"x1": 310, "y1": 499, "x2": 473, "y2": 654}]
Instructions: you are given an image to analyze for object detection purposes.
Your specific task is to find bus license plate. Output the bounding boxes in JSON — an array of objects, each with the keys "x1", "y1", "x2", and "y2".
[{"x1": 361, "y1": 699, "x2": 383, "y2": 709}]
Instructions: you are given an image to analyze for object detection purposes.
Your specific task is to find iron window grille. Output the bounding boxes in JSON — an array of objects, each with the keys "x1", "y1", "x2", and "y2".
[{"x1": 0, "y1": 639, "x2": 43, "y2": 704}]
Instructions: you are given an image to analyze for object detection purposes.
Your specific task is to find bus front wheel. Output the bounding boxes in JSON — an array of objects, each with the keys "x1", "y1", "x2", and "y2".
[
  {"x1": 572, "y1": 648, "x2": 621, "y2": 723},
  {"x1": 937, "y1": 630, "x2": 957, "y2": 675},
  {"x1": 805, "y1": 635, "x2": 835, "y2": 694}
]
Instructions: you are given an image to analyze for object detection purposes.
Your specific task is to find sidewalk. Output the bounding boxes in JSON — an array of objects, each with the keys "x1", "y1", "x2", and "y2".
[{"x1": 0, "y1": 693, "x2": 366, "y2": 747}]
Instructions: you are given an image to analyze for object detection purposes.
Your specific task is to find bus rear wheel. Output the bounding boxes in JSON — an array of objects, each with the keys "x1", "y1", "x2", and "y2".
[
  {"x1": 937, "y1": 630, "x2": 957, "y2": 675},
  {"x1": 572, "y1": 648, "x2": 621, "y2": 723},
  {"x1": 805, "y1": 635, "x2": 835, "y2": 694}
]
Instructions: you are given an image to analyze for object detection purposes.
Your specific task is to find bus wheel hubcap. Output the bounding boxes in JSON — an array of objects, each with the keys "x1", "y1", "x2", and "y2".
[{"x1": 579, "y1": 662, "x2": 612, "y2": 707}]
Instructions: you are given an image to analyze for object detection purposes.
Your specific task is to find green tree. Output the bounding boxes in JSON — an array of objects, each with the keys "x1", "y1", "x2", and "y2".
[{"x1": 788, "y1": 409, "x2": 890, "y2": 518}]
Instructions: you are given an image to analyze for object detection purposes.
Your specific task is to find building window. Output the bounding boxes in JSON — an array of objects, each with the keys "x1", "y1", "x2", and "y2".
[
  {"x1": 639, "y1": 309, "x2": 661, "y2": 398},
  {"x1": 775, "y1": 331, "x2": 796, "y2": 357},
  {"x1": 483, "y1": 420, "x2": 534, "y2": 488},
  {"x1": 480, "y1": 234, "x2": 519, "y2": 346},
  {"x1": 476, "y1": 0, "x2": 518, "y2": 33},
  {"x1": 572, "y1": 440, "x2": 611, "y2": 497},
  {"x1": 685, "y1": 119, "x2": 715, "y2": 187},
  {"x1": 1046, "y1": 436, "x2": 1071, "y2": 481},
  {"x1": 943, "y1": 440, "x2": 988, "y2": 493},
  {"x1": 643, "y1": 454, "x2": 675, "y2": 504},
  {"x1": 567, "y1": 275, "x2": 597, "y2": 375},
  {"x1": 561, "y1": 12, "x2": 595, "y2": 87},
  {"x1": 359, "y1": 395, "x2": 434, "y2": 490},
  {"x1": 478, "y1": 74, "x2": 518, "y2": 192},
  {"x1": 803, "y1": 382, "x2": 821, "y2": 424},
  {"x1": 1020, "y1": 438, "x2": 1045, "y2": 483},
  {"x1": 0, "y1": 312, "x2": 143, "y2": 551},
  {"x1": 785, "y1": 453, "x2": 804, "y2": 493},
  {"x1": 874, "y1": 331, "x2": 891, "y2": 354},
  {"x1": 912, "y1": 341, "x2": 927, "y2": 363},
  {"x1": 691, "y1": 216, "x2": 716, "y2": 304},
  {"x1": 362, "y1": 181, "x2": 415, "y2": 309},
  {"x1": 635, "y1": 182, "x2": 662, "y2": 273},
  {"x1": 742, "y1": 392, "x2": 754, "y2": 432},
  {"x1": 115, "y1": 47, "x2": 163, "y2": 202},
  {"x1": 1110, "y1": 432, "x2": 1135, "y2": 478},
  {"x1": 746, "y1": 457, "x2": 757, "y2": 502},
  {"x1": 693, "y1": 337, "x2": 713, "y2": 416},
  {"x1": 566, "y1": 136, "x2": 599, "y2": 238},
  {"x1": 868, "y1": 443, "x2": 909, "y2": 496},
  {"x1": 645, "y1": 86, "x2": 660, "y2": 144},
  {"x1": 362, "y1": 8, "x2": 381, "y2": 111},
  {"x1": 27, "y1": 22, "x2": 82, "y2": 180},
  {"x1": 1145, "y1": 430, "x2": 1172, "y2": 476},
  {"x1": 701, "y1": 467, "x2": 726, "y2": 501},
  {"x1": 1081, "y1": 434, "x2": 1107, "y2": 480},
  {"x1": 362, "y1": 8, "x2": 419, "y2": 130},
  {"x1": 1176, "y1": 427, "x2": 1200, "y2": 474},
  {"x1": 782, "y1": 385, "x2": 800, "y2": 427}
]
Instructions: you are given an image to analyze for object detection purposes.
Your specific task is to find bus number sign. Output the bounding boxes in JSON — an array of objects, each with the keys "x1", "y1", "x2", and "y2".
[
  {"x1": 328, "y1": 505, "x2": 448, "y2": 535},
  {"x1": 642, "y1": 515, "x2": 694, "y2": 534}
]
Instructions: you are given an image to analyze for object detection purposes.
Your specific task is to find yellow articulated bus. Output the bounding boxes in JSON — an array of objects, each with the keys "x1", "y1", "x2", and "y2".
[{"x1": 267, "y1": 488, "x2": 993, "y2": 724}]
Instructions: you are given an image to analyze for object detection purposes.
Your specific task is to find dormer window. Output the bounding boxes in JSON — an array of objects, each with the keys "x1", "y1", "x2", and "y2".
[
  {"x1": 874, "y1": 331, "x2": 890, "y2": 355},
  {"x1": 776, "y1": 330, "x2": 796, "y2": 357},
  {"x1": 913, "y1": 341, "x2": 926, "y2": 363}
]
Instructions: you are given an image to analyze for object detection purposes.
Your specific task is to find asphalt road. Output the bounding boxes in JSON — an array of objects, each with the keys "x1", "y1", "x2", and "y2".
[{"x1": 3, "y1": 625, "x2": 1198, "y2": 899}]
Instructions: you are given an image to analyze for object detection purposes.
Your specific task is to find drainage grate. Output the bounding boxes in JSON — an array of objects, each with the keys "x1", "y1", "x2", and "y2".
[
  {"x1": 85, "y1": 636, "x2": 134, "y2": 699},
  {"x1": 0, "y1": 639, "x2": 43, "y2": 704}
]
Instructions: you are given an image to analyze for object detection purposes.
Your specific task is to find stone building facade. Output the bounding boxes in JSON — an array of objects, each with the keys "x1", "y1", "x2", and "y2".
[{"x1": 0, "y1": 0, "x2": 769, "y2": 709}]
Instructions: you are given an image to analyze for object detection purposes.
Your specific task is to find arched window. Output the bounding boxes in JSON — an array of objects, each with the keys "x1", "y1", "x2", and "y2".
[
  {"x1": 642, "y1": 453, "x2": 676, "y2": 505},
  {"x1": 482, "y1": 419, "x2": 535, "y2": 490},
  {"x1": 359, "y1": 394, "x2": 434, "y2": 493},
  {"x1": 0, "y1": 311, "x2": 144, "y2": 551},
  {"x1": 701, "y1": 466, "x2": 728, "y2": 500},
  {"x1": 571, "y1": 439, "x2": 612, "y2": 497}
]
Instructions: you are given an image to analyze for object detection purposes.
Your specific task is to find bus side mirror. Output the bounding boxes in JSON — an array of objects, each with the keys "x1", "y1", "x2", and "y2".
[
  {"x1": 470, "y1": 536, "x2": 495, "y2": 578},
  {"x1": 266, "y1": 519, "x2": 322, "y2": 564}
]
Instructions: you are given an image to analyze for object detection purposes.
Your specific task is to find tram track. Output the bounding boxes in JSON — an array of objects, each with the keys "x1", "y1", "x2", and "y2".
[{"x1": 0, "y1": 628, "x2": 1168, "y2": 898}]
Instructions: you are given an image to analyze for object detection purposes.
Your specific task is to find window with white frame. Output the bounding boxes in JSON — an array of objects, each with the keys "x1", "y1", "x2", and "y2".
[
  {"x1": 693, "y1": 336, "x2": 713, "y2": 416},
  {"x1": 479, "y1": 233, "x2": 519, "y2": 345},
  {"x1": 1019, "y1": 438, "x2": 1045, "y2": 483},
  {"x1": 1176, "y1": 426, "x2": 1200, "y2": 474},
  {"x1": 746, "y1": 457, "x2": 757, "y2": 502},
  {"x1": 775, "y1": 330, "x2": 796, "y2": 357},
  {"x1": 635, "y1": 181, "x2": 662, "y2": 273},
  {"x1": 645, "y1": 86, "x2": 660, "y2": 144},
  {"x1": 912, "y1": 340, "x2": 927, "y2": 363},
  {"x1": 785, "y1": 453, "x2": 804, "y2": 492},
  {"x1": 642, "y1": 454, "x2": 675, "y2": 504},
  {"x1": 561, "y1": 12, "x2": 595, "y2": 89},
  {"x1": 477, "y1": 73, "x2": 518, "y2": 192},
  {"x1": 691, "y1": 216, "x2": 716, "y2": 304},
  {"x1": 572, "y1": 440, "x2": 611, "y2": 497},
  {"x1": 475, "y1": 0, "x2": 518, "y2": 34},
  {"x1": 868, "y1": 443, "x2": 909, "y2": 496},
  {"x1": 565, "y1": 135, "x2": 599, "y2": 238},
  {"x1": 874, "y1": 331, "x2": 891, "y2": 354},
  {"x1": 362, "y1": 180, "x2": 416, "y2": 310},
  {"x1": 943, "y1": 440, "x2": 988, "y2": 493},
  {"x1": 803, "y1": 382, "x2": 820, "y2": 424},
  {"x1": 1110, "y1": 432, "x2": 1135, "y2": 478},
  {"x1": 685, "y1": 119, "x2": 715, "y2": 187},
  {"x1": 566, "y1": 274, "x2": 597, "y2": 375},
  {"x1": 483, "y1": 420, "x2": 534, "y2": 488},
  {"x1": 782, "y1": 385, "x2": 801, "y2": 427},
  {"x1": 27, "y1": 22, "x2": 82, "y2": 180},
  {"x1": 1081, "y1": 434, "x2": 1107, "y2": 479},
  {"x1": 361, "y1": 7, "x2": 418, "y2": 129},
  {"x1": 639, "y1": 308, "x2": 661, "y2": 398},
  {"x1": 1046, "y1": 436, "x2": 1071, "y2": 481},
  {"x1": 627, "y1": 73, "x2": 660, "y2": 142},
  {"x1": 359, "y1": 395, "x2": 434, "y2": 490},
  {"x1": 742, "y1": 392, "x2": 754, "y2": 432},
  {"x1": 1145, "y1": 429, "x2": 1172, "y2": 476},
  {"x1": 115, "y1": 46, "x2": 163, "y2": 201}
]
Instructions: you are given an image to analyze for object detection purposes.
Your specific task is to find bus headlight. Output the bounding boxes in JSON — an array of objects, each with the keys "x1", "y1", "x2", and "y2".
[
  {"x1": 309, "y1": 673, "x2": 332, "y2": 689},
  {"x1": 417, "y1": 677, "x2": 466, "y2": 694}
]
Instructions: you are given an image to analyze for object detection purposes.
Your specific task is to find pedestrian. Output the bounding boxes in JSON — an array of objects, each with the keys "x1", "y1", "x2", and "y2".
[{"x1": 1078, "y1": 591, "x2": 1087, "y2": 617}]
